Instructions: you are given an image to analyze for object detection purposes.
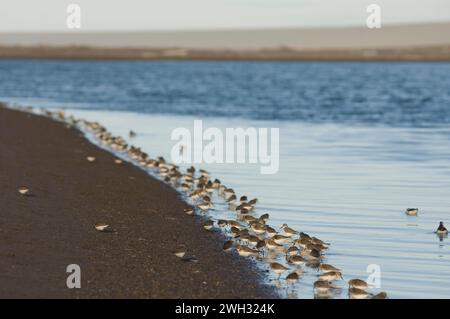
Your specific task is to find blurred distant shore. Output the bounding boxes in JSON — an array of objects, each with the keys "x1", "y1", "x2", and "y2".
[
  {"x1": 1, "y1": 44, "x2": 450, "y2": 61},
  {"x1": 1, "y1": 23, "x2": 449, "y2": 61}
]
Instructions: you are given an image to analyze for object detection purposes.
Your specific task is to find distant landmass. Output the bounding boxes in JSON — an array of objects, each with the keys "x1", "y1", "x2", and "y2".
[{"x1": 1, "y1": 22, "x2": 449, "y2": 61}]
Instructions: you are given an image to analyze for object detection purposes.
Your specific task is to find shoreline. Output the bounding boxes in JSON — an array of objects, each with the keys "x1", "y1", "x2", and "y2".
[
  {"x1": 1, "y1": 44, "x2": 450, "y2": 62},
  {"x1": 0, "y1": 104, "x2": 275, "y2": 298}
]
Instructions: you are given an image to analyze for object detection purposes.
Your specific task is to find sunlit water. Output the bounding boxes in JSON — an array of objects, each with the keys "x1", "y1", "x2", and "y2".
[{"x1": 1, "y1": 59, "x2": 450, "y2": 298}]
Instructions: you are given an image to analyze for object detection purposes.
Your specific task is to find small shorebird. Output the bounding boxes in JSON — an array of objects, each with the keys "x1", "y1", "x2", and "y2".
[
  {"x1": 236, "y1": 244, "x2": 259, "y2": 257},
  {"x1": 319, "y1": 271, "x2": 343, "y2": 281},
  {"x1": 270, "y1": 262, "x2": 289, "y2": 277},
  {"x1": 287, "y1": 255, "x2": 306, "y2": 266},
  {"x1": 239, "y1": 208, "x2": 250, "y2": 215},
  {"x1": 94, "y1": 223, "x2": 109, "y2": 232},
  {"x1": 114, "y1": 158, "x2": 123, "y2": 165},
  {"x1": 348, "y1": 287, "x2": 370, "y2": 299},
  {"x1": 259, "y1": 213, "x2": 269, "y2": 223},
  {"x1": 437, "y1": 221, "x2": 448, "y2": 234},
  {"x1": 243, "y1": 215, "x2": 257, "y2": 224},
  {"x1": 250, "y1": 222, "x2": 266, "y2": 235},
  {"x1": 217, "y1": 219, "x2": 228, "y2": 228},
  {"x1": 197, "y1": 201, "x2": 213, "y2": 212},
  {"x1": 301, "y1": 248, "x2": 321, "y2": 260},
  {"x1": 236, "y1": 203, "x2": 253, "y2": 211},
  {"x1": 129, "y1": 130, "x2": 136, "y2": 138},
  {"x1": 348, "y1": 278, "x2": 369, "y2": 290},
  {"x1": 405, "y1": 208, "x2": 418, "y2": 216},
  {"x1": 314, "y1": 280, "x2": 334, "y2": 292},
  {"x1": 239, "y1": 233, "x2": 250, "y2": 244},
  {"x1": 266, "y1": 239, "x2": 284, "y2": 250},
  {"x1": 228, "y1": 220, "x2": 244, "y2": 229},
  {"x1": 372, "y1": 291, "x2": 388, "y2": 299},
  {"x1": 281, "y1": 224, "x2": 298, "y2": 237},
  {"x1": 256, "y1": 240, "x2": 266, "y2": 251},
  {"x1": 319, "y1": 264, "x2": 341, "y2": 273},
  {"x1": 226, "y1": 194, "x2": 237, "y2": 203},
  {"x1": 173, "y1": 245, "x2": 186, "y2": 258},
  {"x1": 248, "y1": 235, "x2": 259, "y2": 246},
  {"x1": 265, "y1": 225, "x2": 277, "y2": 237},
  {"x1": 86, "y1": 156, "x2": 96, "y2": 162},
  {"x1": 311, "y1": 236, "x2": 329, "y2": 247},
  {"x1": 223, "y1": 240, "x2": 233, "y2": 252},
  {"x1": 203, "y1": 220, "x2": 214, "y2": 231},
  {"x1": 286, "y1": 246, "x2": 299, "y2": 256},
  {"x1": 184, "y1": 207, "x2": 194, "y2": 216},
  {"x1": 272, "y1": 234, "x2": 291, "y2": 245},
  {"x1": 230, "y1": 226, "x2": 240, "y2": 237},
  {"x1": 18, "y1": 187, "x2": 30, "y2": 196},
  {"x1": 286, "y1": 272, "x2": 299, "y2": 284}
]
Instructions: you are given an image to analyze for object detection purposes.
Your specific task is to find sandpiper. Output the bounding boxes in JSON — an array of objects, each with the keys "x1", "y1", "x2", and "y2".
[
  {"x1": 94, "y1": 223, "x2": 109, "y2": 232},
  {"x1": 287, "y1": 255, "x2": 306, "y2": 266},
  {"x1": 270, "y1": 262, "x2": 289, "y2": 277},
  {"x1": 203, "y1": 220, "x2": 214, "y2": 231},
  {"x1": 129, "y1": 130, "x2": 136, "y2": 138},
  {"x1": 250, "y1": 222, "x2": 266, "y2": 235},
  {"x1": 243, "y1": 215, "x2": 257, "y2": 224},
  {"x1": 436, "y1": 221, "x2": 448, "y2": 234},
  {"x1": 226, "y1": 194, "x2": 237, "y2": 203},
  {"x1": 286, "y1": 246, "x2": 300, "y2": 256},
  {"x1": 405, "y1": 208, "x2": 418, "y2": 216},
  {"x1": 223, "y1": 240, "x2": 233, "y2": 252},
  {"x1": 259, "y1": 213, "x2": 269, "y2": 223},
  {"x1": 348, "y1": 278, "x2": 369, "y2": 290},
  {"x1": 184, "y1": 207, "x2": 194, "y2": 216},
  {"x1": 302, "y1": 248, "x2": 321, "y2": 260},
  {"x1": 230, "y1": 226, "x2": 240, "y2": 237},
  {"x1": 248, "y1": 235, "x2": 259, "y2": 246},
  {"x1": 217, "y1": 219, "x2": 228, "y2": 228},
  {"x1": 372, "y1": 291, "x2": 388, "y2": 299},
  {"x1": 319, "y1": 264, "x2": 341, "y2": 273},
  {"x1": 281, "y1": 224, "x2": 298, "y2": 237},
  {"x1": 236, "y1": 203, "x2": 253, "y2": 211},
  {"x1": 272, "y1": 234, "x2": 291, "y2": 245},
  {"x1": 173, "y1": 245, "x2": 186, "y2": 258},
  {"x1": 266, "y1": 239, "x2": 284, "y2": 250},
  {"x1": 197, "y1": 201, "x2": 213, "y2": 211},
  {"x1": 18, "y1": 187, "x2": 30, "y2": 196},
  {"x1": 319, "y1": 271, "x2": 343, "y2": 281},
  {"x1": 348, "y1": 287, "x2": 370, "y2": 299},
  {"x1": 86, "y1": 156, "x2": 96, "y2": 162},
  {"x1": 265, "y1": 225, "x2": 277, "y2": 237},
  {"x1": 114, "y1": 158, "x2": 123, "y2": 165},
  {"x1": 286, "y1": 272, "x2": 299, "y2": 284},
  {"x1": 256, "y1": 240, "x2": 266, "y2": 251},
  {"x1": 313, "y1": 280, "x2": 334, "y2": 292},
  {"x1": 311, "y1": 236, "x2": 328, "y2": 247},
  {"x1": 228, "y1": 220, "x2": 244, "y2": 229},
  {"x1": 236, "y1": 244, "x2": 259, "y2": 257}
]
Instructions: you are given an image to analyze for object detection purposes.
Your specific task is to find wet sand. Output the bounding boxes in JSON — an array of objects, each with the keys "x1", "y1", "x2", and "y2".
[{"x1": 0, "y1": 104, "x2": 275, "y2": 298}]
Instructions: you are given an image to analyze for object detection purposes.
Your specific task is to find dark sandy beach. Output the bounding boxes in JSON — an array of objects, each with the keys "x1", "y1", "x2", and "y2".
[{"x1": 0, "y1": 105, "x2": 274, "y2": 298}]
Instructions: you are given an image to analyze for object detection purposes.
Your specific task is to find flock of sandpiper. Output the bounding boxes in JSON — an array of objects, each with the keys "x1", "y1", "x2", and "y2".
[{"x1": 17, "y1": 107, "x2": 449, "y2": 299}]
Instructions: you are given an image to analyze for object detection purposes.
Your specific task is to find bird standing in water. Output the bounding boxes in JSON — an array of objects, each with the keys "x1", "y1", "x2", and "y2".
[{"x1": 437, "y1": 221, "x2": 448, "y2": 234}]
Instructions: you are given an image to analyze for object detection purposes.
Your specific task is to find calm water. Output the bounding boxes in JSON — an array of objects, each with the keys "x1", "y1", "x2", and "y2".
[{"x1": 1, "y1": 59, "x2": 450, "y2": 298}]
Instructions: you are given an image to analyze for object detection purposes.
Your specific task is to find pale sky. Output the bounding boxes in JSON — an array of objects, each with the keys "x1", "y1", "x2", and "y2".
[{"x1": 1, "y1": 0, "x2": 450, "y2": 32}]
